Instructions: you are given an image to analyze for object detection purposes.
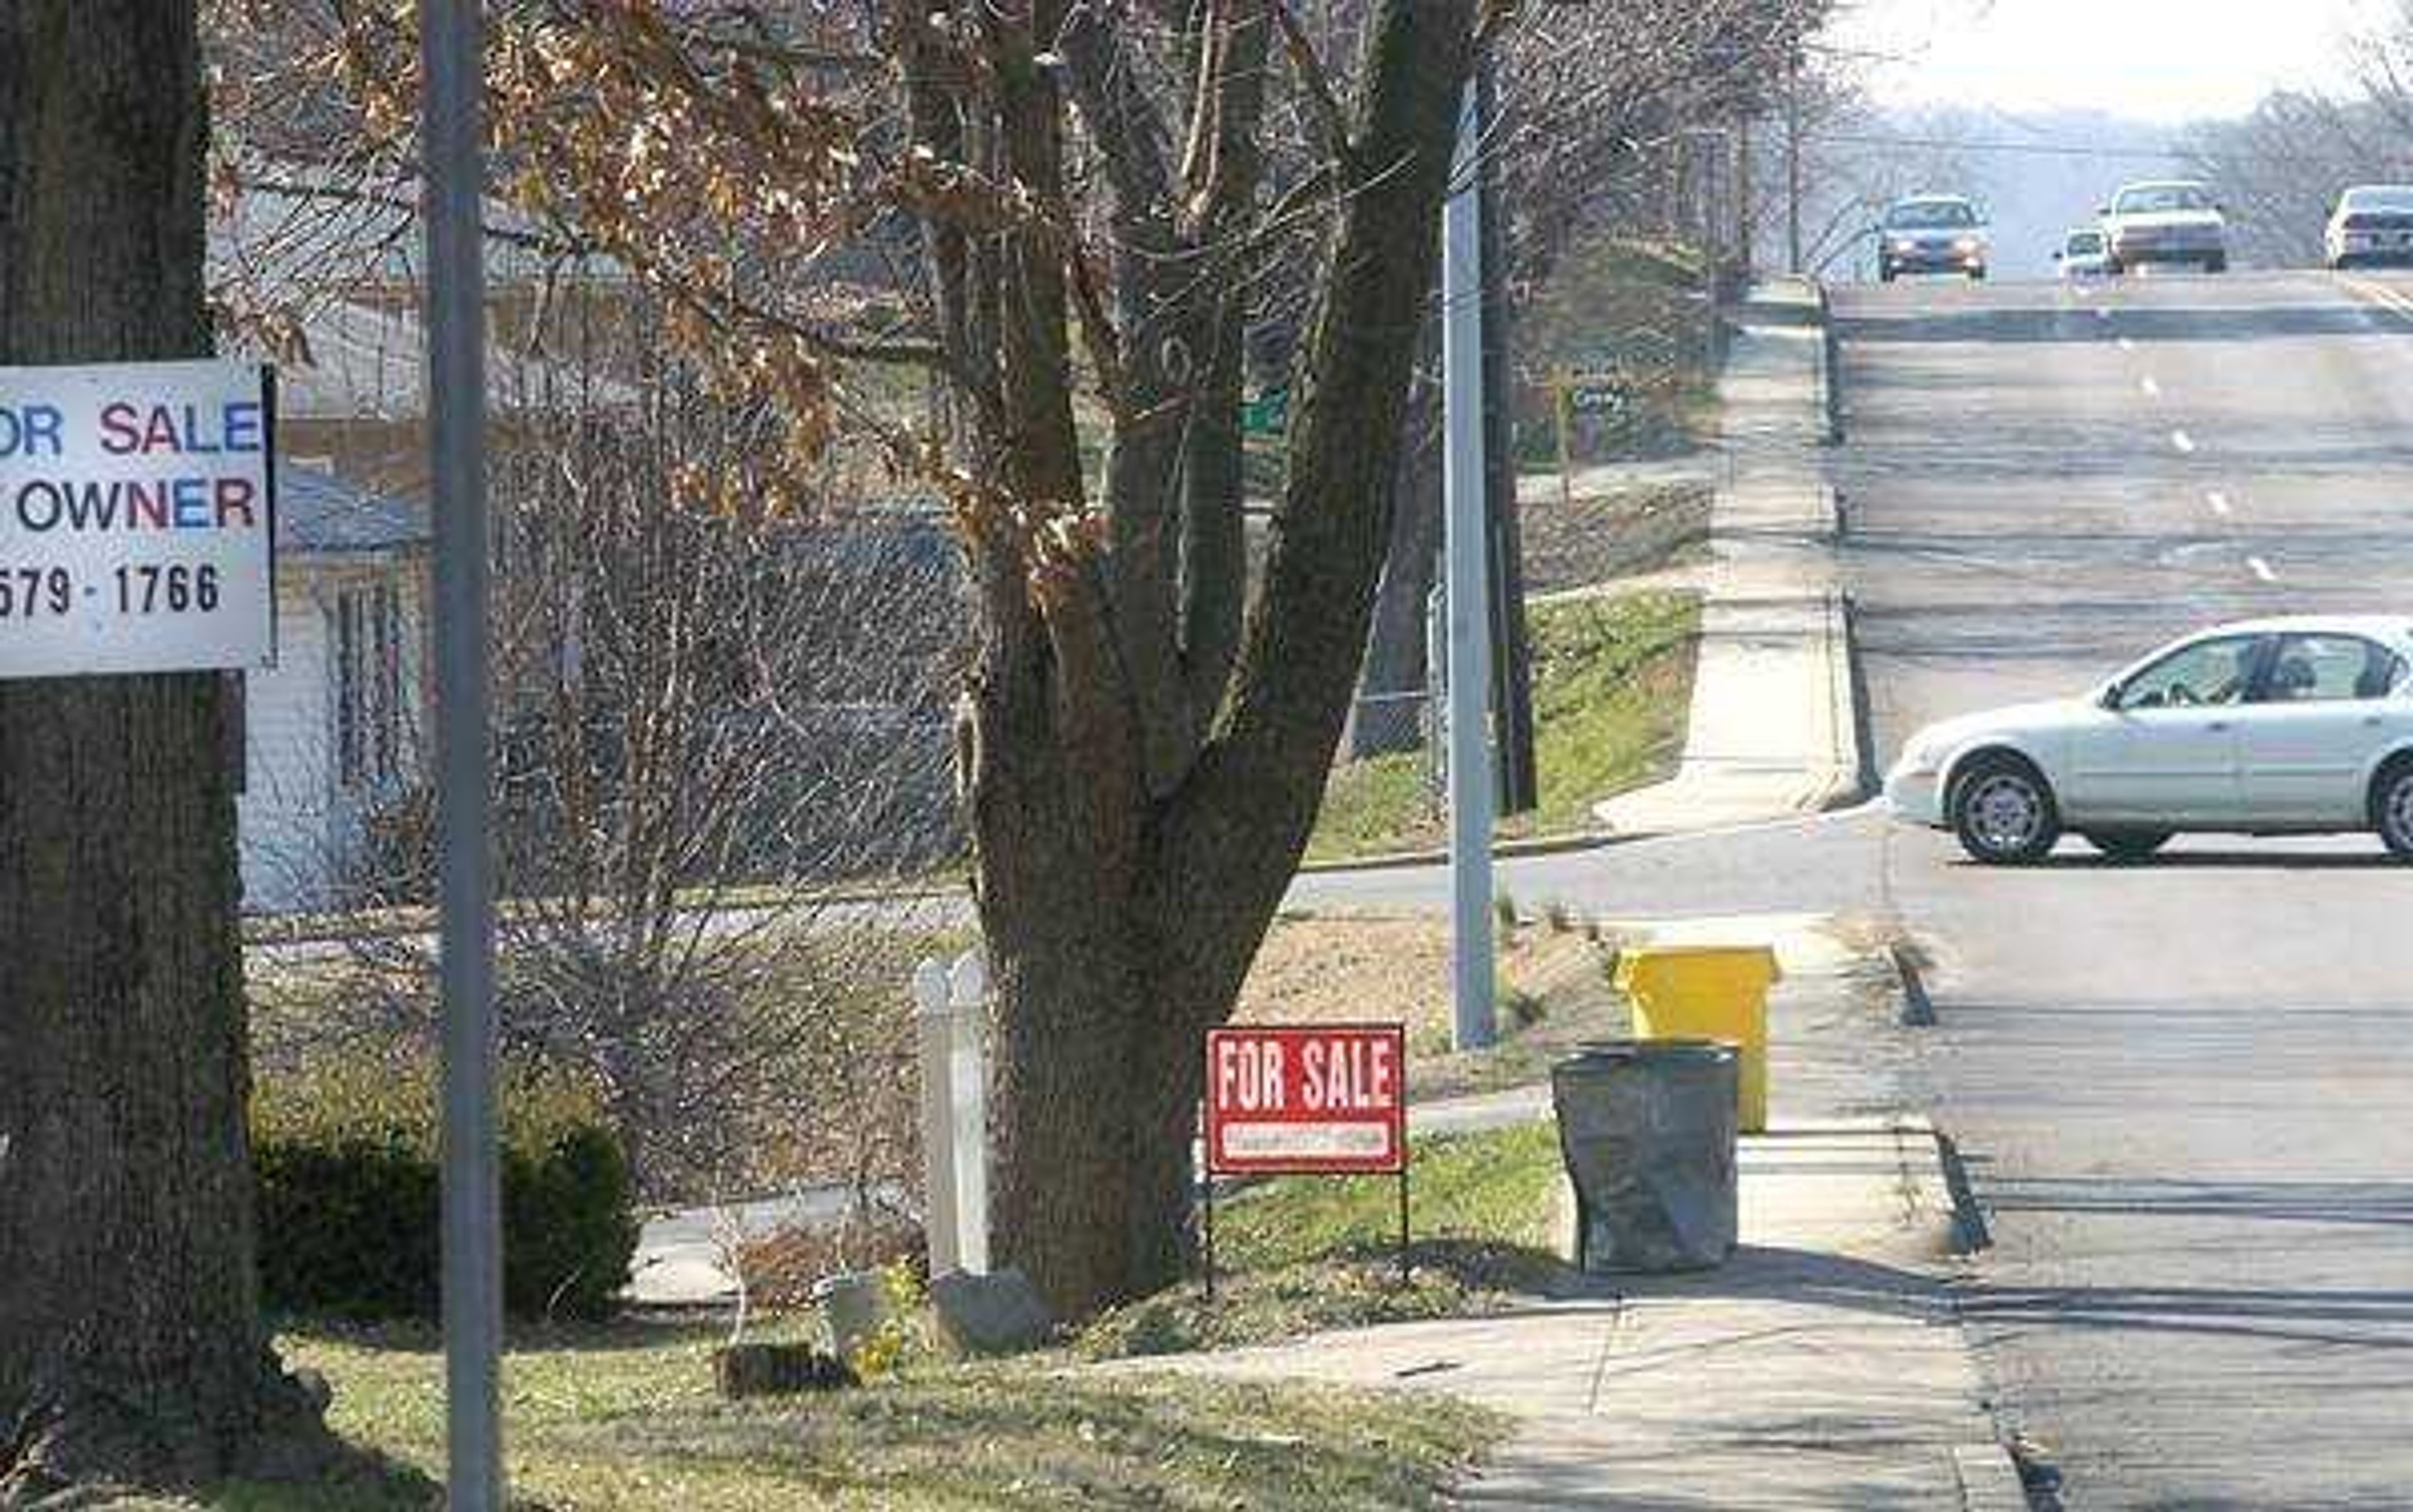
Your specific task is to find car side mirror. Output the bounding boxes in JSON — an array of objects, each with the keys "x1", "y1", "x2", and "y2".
[
  {"x1": 2096, "y1": 205, "x2": 2110, "y2": 216},
  {"x1": 2099, "y1": 682, "x2": 2125, "y2": 711},
  {"x1": 2052, "y1": 250, "x2": 2064, "y2": 261}
]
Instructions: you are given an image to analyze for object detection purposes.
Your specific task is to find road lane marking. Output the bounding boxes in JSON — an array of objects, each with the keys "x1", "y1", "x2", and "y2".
[
  {"x1": 2247, "y1": 556, "x2": 2277, "y2": 583},
  {"x1": 2171, "y1": 429, "x2": 2197, "y2": 454},
  {"x1": 2336, "y1": 271, "x2": 2413, "y2": 327},
  {"x1": 2206, "y1": 490, "x2": 2232, "y2": 516},
  {"x1": 2140, "y1": 375, "x2": 2162, "y2": 397}
]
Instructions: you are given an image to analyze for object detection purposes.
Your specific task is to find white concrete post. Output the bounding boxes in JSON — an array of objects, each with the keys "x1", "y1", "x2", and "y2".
[
  {"x1": 946, "y1": 950, "x2": 992, "y2": 1275},
  {"x1": 912, "y1": 948, "x2": 992, "y2": 1278},
  {"x1": 911, "y1": 956, "x2": 961, "y2": 1277}
]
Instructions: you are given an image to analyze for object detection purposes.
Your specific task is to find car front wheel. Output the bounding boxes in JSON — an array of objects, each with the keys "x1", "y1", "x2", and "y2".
[
  {"x1": 1951, "y1": 755, "x2": 2061, "y2": 865},
  {"x1": 2085, "y1": 830, "x2": 2171, "y2": 863},
  {"x1": 2372, "y1": 761, "x2": 2413, "y2": 858}
]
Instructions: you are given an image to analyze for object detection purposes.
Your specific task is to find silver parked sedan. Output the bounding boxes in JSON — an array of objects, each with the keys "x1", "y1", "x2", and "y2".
[{"x1": 1887, "y1": 617, "x2": 2413, "y2": 863}]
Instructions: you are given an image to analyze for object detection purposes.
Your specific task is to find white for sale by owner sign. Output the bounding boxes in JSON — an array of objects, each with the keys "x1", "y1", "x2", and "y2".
[{"x1": 0, "y1": 360, "x2": 276, "y2": 678}]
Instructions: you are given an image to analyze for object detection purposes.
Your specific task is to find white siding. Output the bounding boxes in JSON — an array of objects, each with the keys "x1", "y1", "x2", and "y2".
[{"x1": 238, "y1": 555, "x2": 427, "y2": 912}]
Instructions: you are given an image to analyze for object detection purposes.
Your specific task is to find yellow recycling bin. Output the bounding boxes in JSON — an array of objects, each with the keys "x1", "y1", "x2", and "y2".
[{"x1": 1614, "y1": 945, "x2": 1781, "y2": 1132}]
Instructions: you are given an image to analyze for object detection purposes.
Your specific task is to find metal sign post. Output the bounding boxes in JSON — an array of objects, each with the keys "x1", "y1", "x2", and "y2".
[{"x1": 423, "y1": 3, "x2": 502, "y2": 1508}]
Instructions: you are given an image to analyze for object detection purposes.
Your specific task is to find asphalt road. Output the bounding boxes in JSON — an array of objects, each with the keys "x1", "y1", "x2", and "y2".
[{"x1": 1292, "y1": 267, "x2": 2413, "y2": 1506}]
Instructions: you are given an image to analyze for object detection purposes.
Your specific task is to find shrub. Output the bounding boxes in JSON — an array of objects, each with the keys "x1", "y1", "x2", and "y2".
[{"x1": 252, "y1": 1049, "x2": 638, "y2": 1321}]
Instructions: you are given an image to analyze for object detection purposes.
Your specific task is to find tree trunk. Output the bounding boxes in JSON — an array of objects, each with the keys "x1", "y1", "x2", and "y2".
[
  {"x1": 1352, "y1": 375, "x2": 1442, "y2": 760},
  {"x1": 0, "y1": 3, "x2": 332, "y2": 1499},
  {"x1": 978, "y1": 0, "x2": 1477, "y2": 1320}
]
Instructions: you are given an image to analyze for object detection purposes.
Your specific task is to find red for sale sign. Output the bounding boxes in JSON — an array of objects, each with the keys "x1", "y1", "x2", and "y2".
[{"x1": 1204, "y1": 1023, "x2": 1407, "y2": 1175}]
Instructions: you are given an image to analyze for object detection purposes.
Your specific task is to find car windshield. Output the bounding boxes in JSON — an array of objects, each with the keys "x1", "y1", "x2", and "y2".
[
  {"x1": 2067, "y1": 231, "x2": 2105, "y2": 253},
  {"x1": 1885, "y1": 200, "x2": 1977, "y2": 229},
  {"x1": 2114, "y1": 184, "x2": 2215, "y2": 214},
  {"x1": 2344, "y1": 187, "x2": 2413, "y2": 211},
  {"x1": 2118, "y1": 637, "x2": 2260, "y2": 711}
]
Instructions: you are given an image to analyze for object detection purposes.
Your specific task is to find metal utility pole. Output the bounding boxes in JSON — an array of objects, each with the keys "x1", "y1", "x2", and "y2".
[
  {"x1": 423, "y1": 3, "x2": 502, "y2": 1507},
  {"x1": 1786, "y1": 58, "x2": 1805, "y2": 275},
  {"x1": 1692, "y1": 128, "x2": 1727, "y2": 375},
  {"x1": 1476, "y1": 58, "x2": 1538, "y2": 817},
  {"x1": 1734, "y1": 114, "x2": 1755, "y2": 277},
  {"x1": 1443, "y1": 79, "x2": 1494, "y2": 1053}
]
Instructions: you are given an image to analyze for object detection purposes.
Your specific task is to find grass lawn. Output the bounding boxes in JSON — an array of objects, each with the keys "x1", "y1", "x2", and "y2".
[
  {"x1": 1516, "y1": 236, "x2": 1717, "y2": 467},
  {"x1": 1077, "y1": 1122, "x2": 1566, "y2": 1361},
  {"x1": 180, "y1": 1318, "x2": 1500, "y2": 1510},
  {"x1": 1308, "y1": 589, "x2": 1700, "y2": 862}
]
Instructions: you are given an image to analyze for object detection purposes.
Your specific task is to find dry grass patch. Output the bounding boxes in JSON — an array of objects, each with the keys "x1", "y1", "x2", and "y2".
[{"x1": 1241, "y1": 912, "x2": 1633, "y2": 1101}]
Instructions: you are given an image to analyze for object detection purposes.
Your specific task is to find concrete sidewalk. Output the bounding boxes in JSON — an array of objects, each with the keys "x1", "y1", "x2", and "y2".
[
  {"x1": 1597, "y1": 280, "x2": 1864, "y2": 836},
  {"x1": 1113, "y1": 916, "x2": 2027, "y2": 1511}
]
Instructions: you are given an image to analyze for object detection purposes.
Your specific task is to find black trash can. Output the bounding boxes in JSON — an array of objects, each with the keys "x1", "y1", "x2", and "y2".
[{"x1": 1551, "y1": 1039, "x2": 1739, "y2": 1273}]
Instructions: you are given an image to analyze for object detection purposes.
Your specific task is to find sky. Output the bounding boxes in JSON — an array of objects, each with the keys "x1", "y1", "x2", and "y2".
[{"x1": 1831, "y1": 0, "x2": 2390, "y2": 123}]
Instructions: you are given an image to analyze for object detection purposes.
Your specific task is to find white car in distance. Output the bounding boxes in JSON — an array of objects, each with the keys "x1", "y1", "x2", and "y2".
[
  {"x1": 2326, "y1": 184, "x2": 2413, "y2": 268},
  {"x1": 1887, "y1": 618, "x2": 2413, "y2": 864},
  {"x1": 2099, "y1": 179, "x2": 2228, "y2": 274},
  {"x1": 2055, "y1": 227, "x2": 2111, "y2": 279}
]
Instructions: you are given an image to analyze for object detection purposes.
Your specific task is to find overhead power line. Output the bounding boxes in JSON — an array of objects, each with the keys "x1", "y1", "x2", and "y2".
[
  {"x1": 1807, "y1": 129, "x2": 2194, "y2": 162},
  {"x1": 1805, "y1": 127, "x2": 2413, "y2": 172}
]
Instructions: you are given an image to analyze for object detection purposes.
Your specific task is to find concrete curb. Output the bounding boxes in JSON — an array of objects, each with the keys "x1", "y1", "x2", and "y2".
[
  {"x1": 1954, "y1": 1443, "x2": 2034, "y2": 1512},
  {"x1": 1294, "y1": 828, "x2": 1624, "y2": 877},
  {"x1": 1887, "y1": 1116, "x2": 1975, "y2": 1263},
  {"x1": 1794, "y1": 588, "x2": 1868, "y2": 813},
  {"x1": 243, "y1": 876, "x2": 971, "y2": 949},
  {"x1": 1817, "y1": 282, "x2": 1847, "y2": 446}
]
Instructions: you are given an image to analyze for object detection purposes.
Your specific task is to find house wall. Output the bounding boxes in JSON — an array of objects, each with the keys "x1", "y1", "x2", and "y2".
[{"x1": 238, "y1": 554, "x2": 429, "y2": 913}]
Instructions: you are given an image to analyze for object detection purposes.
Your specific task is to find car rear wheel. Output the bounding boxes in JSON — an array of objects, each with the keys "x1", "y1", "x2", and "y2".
[
  {"x1": 2084, "y1": 830, "x2": 2171, "y2": 863},
  {"x1": 2371, "y1": 760, "x2": 2413, "y2": 859},
  {"x1": 1951, "y1": 754, "x2": 2061, "y2": 865}
]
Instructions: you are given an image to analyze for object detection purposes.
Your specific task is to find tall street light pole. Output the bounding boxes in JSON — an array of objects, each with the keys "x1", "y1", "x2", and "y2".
[
  {"x1": 1786, "y1": 56, "x2": 1805, "y2": 274},
  {"x1": 423, "y1": 3, "x2": 503, "y2": 1506},
  {"x1": 1443, "y1": 77, "x2": 1494, "y2": 1053}
]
